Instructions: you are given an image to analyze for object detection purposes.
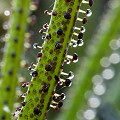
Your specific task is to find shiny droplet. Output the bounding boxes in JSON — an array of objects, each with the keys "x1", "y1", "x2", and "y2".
[
  {"x1": 85, "y1": 9, "x2": 92, "y2": 17},
  {"x1": 109, "y1": 53, "x2": 120, "y2": 64},
  {"x1": 109, "y1": 39, "x2": 119, "y2": 50},
  {"x1": 80, "y1": 26, "x2": 86, "y2": 33},
  {"x1": 3, "y1": 105, "x2": 10, "y2": 113},
  {"x1": 88, "y1": 96, "x2": 101, "y2": 108},
  {"x1": 93, "y1": 84, "x2": 106, "y2": 96},
  {"x1": 66, "y1": 59, "x2": 71, "y2": 64},
  {"x1": 83, "y1": 109, "x2": 96, "y2": 120},
  {"x1": 100, "y1": 57, "x2": 111, "y2": 67},
  {"x1": 60, "y1": 93, "x2": 66, "y2": 100},
  {"x1": 72, "y1": 42, "x2": 77, "y2": 47},
  {"x1": 58, "y1": 81, "x2": 63, "y2": 86},
  {"x1": 77, "y1": 39, "x2": 84, "y2": 46},
  {"x1": 92, "y1": 75, "x2": 103, "y2": 85},
  {"x1": 102, "y1": 69, "x2": 114, "y2": 80},
  {"x1": 4, "y1": 10, "x2": 10, "y2": 16},
  {"x1": 68, "y1": 71, "x2": 74, "y2": 79},
  {"x1": 72, "y1": 53, "x2": 78, "y2": 63},
  {"x1": 33, "y1": 43, "x2": 38, "y2": 49},
  {"x1": 65, "y1": 79, "x2": 72, "y2": 87}
]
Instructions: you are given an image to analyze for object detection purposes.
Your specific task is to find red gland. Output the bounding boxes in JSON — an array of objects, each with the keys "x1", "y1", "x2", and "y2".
[
  {"x1": 29, "y1": 81, "x2": 31, "y2": 85},
  {"x1": 37, "y1": 52, "x2": 42, "y2": 58},
  {"x1": 58, "y1": 81, "x2": 63, "y2": 85},
  {"x1": 52, "y1": 91, "x2": 55, "y2": 95},
  {"x1": 22, "y1": 83, "x2": 26, "y2": 88},
  {"x1": 55, "y1": 106, "x2": 59, "y2": 111},
  {"x1": 72, "y1": 53, "x2": 78, "y2": 61},
  {"x1": 44, "y1": 10, "x2": 48, "y2": 14},
  {"x1": 66, "y1": 59, "x2": 69, "y2": 62},
  {"x1": 89, "y1": 0, "x2": 93, "y2": 7},
  {"x1": 82, "y1": 17, "x2": 87, "y2": 24},
  {"x1": 39, "y1": 29, "x2": 44, "y2": 34},
  {"x1": 60, "y1": 66, "x2": 63, "y2": 69},
  {"x1": 43, "y1": 23, "x2": 48, "y2": 29},
  {"x1": 37, "y1": 60, "x2": 39, "y2": 63},
  {"x1": 78, "y1": 32, "x2": 83, "y2": 39},
  {"x1": 31, "y1": 63, "x2": 34, "y2": 66}
]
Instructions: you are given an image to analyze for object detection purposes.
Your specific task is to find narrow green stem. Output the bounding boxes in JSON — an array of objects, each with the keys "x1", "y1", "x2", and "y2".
[
  {"x1": 18, "y1": 0, "x2": 84, "y2": 120},
  {"x1": 0, "y1": 0, "x2": 29, "y2": 119}
]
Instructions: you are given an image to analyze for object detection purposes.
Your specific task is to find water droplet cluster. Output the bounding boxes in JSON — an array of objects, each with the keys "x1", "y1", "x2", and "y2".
[{"x1": 78, "y1": 39, "x2": 120, "y2": 120}]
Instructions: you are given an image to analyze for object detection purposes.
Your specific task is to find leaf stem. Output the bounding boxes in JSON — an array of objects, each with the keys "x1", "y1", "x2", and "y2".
[
  {"x1": 0, "y1": 0, "x2": 29, "y2": 119},
  {"x1": 18, "y1": 0, "x2": 83, "y2": 120}
]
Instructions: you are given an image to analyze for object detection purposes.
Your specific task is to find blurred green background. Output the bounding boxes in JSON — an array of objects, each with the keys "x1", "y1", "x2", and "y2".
[{"x1": 1, "y1": 0, "x2": 120, "y2": 120}]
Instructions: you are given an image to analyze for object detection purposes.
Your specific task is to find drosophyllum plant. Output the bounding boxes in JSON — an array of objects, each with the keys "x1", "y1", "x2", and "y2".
[{"x1": 1, "y1": 0, "x2": 120, "y2": 120}]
